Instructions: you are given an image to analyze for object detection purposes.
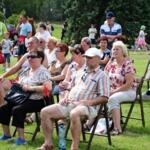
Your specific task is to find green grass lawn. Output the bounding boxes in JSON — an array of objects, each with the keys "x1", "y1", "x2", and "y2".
[{"x1": 52, "y1": 23, "x2": 62, "y2": 40}]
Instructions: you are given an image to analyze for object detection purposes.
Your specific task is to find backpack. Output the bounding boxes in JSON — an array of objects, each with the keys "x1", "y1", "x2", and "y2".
[{"x1": 0, "y1": 52, "x2": 5, "y2": 64}]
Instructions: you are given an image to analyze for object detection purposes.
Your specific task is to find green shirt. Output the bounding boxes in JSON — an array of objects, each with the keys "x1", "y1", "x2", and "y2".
[{"x1": 0, "y1": 22, "x2": 7, "y2": 42}]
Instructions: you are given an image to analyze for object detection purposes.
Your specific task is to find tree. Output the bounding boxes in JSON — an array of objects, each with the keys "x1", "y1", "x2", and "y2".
[{"x1": 64, "y1": 0, "x2": 150, "y2": 45}]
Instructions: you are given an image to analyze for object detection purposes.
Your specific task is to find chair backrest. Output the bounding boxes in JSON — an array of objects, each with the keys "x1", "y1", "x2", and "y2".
[
  {"x1": 136, "y1": 60, "x2": 150, "y2": 98},
  {"x1": 136, "y1": 77, "x2": 144, "y2": 99},
  {"x1": 144, "y1": 60, "x2": 150, "y2": 80}
]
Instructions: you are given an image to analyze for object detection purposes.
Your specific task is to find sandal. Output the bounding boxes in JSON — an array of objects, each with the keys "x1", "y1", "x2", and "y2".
[
  {"x1": 110, "y1": 128, "x2": 122, "y2": 135},
  {"x1": 37, "y1": 144, "x2": 54, "y2": 150}
]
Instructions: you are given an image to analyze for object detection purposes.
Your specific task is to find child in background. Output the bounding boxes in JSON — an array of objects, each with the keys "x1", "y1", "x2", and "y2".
[
  {"x1": 137, "y1": 25, "x2": 147, "y2": 50},
  {"x1": 1, "y1": 32, "x2": 12, "y2": 71}
]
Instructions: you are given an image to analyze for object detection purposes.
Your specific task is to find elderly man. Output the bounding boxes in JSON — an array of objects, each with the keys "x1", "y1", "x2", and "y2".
[
  {"x1": 100, "y1": 11, "x2": 122, "y2": 49},
  {"x1": 38, "y1": 48, "x2": 110, "y2": 150}
]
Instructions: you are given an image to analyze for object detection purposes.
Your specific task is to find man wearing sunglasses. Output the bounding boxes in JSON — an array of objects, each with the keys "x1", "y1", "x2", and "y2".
[{"x1": 38, "y1": 48, "x2": 110, "y2": 150}]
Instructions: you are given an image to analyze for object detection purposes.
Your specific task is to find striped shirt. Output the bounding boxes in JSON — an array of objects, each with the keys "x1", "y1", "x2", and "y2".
[
  {"x1": 100, "y1": 22, "x2": 122, "y2": 37},
  {"x1": 68, "y1": 66, "x2": 110, "y2": 101}
]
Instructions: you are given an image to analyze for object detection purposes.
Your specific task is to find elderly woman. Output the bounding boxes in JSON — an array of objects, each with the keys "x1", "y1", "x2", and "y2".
[
  {"x1": 0, "y1": 37, "x2": 48, "y2": 105},
  {"x1": 105, "y1": 41, "x2": 137, "y2": 135},
  {"x1": 0, "y1": 51, "x2": 51, "y2": 145}
]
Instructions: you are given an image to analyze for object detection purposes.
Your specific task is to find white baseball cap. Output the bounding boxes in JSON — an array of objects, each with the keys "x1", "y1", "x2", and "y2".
[{"x1": 84, "y1": 47, "x2": 101, "y2": 58}]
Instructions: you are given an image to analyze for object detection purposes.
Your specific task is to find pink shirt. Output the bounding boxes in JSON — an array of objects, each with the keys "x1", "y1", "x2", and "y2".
[{"x1": 105, "y1": 58, "x2": 137, "y2": 91}]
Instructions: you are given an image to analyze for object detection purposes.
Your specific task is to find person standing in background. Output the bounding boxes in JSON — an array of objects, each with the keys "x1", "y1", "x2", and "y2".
[
  {"x1": 100, "y1": 11, "x2": 122, "y2": 49},
  {"x1": 1, "y1": 32, "x2": 12, "y2": 71},
  {"x1": 16, "y1": 14, "x2": 32, "y2": 60},
  {"x1": 61, "y1": 21, "x2": 68, "y2": 41},
  {"x1": 0, "y1": 20, "x2": 7, "y2": 42},
  {"x1": 88, "y1": 24, "x2": 97, "y2": 45},
  {"x1": 137, "y1": 25, "x2": 147, "y2": 51},
  {"x1": 35, "y1": 23, "x2": 51, "y2": 42}
]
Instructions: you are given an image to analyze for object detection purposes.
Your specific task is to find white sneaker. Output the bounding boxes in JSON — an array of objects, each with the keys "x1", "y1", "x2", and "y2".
[{"x1": 142, "y1": 93, "x2": 150, "y2": 100}]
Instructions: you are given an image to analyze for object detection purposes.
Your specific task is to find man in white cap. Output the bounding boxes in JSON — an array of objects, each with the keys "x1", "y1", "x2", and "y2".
[{"x1": 37, "y1": 48, "x2": 110, "y2": 150}]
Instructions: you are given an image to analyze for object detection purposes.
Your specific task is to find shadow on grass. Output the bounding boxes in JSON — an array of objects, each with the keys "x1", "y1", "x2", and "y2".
[{"x1": 123, "y1": 126, "x2": 150, "y2": 137}]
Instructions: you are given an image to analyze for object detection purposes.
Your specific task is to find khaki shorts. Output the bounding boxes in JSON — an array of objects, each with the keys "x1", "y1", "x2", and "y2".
[{"x1": 55, "y1": 103, "x2": 97, "y2": 120}]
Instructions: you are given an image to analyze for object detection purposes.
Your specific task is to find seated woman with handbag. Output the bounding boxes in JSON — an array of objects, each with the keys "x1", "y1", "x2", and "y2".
[{"x1": 0, "y1": 50, "x2": 51, "y2": 145}]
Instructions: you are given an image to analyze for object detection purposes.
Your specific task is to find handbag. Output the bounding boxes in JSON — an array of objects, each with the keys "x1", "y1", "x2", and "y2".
[{"x1": 4, "y1": 83, "x2": 32, "y2": 105}]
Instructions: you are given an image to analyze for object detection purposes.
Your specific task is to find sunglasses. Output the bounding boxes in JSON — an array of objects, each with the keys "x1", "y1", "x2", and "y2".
[
  {"x1": 85, "y1": 56, "x2": 93, "y2": 59},
  {"x1": 27, "y1": 55, "x2": 40, "y2": 59}
]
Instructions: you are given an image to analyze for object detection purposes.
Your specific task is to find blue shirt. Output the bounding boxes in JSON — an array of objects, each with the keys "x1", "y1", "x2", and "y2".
[
  {"x1": 100, "y1": 22, "x2": 122, "y2": 36},
  {"x1": 100, "y1": 48, "x2": 111, "y2": 70},
  {"x1": 20, "y1": 22, "x2": 32, "y2": 37},
  {"x1": 100, "y1": 22, "x2": 122, "y2": 49}
]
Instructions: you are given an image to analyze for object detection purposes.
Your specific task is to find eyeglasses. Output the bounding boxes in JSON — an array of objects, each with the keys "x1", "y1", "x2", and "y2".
[
  {"x1": 85, "y1": 56, "x2": 93, "y2": 59},
  {"x1": 27, "y1": 55, "x2": 40, "y2": 59}
]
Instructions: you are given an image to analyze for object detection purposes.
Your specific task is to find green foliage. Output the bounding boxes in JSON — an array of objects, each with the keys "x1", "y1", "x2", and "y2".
[
  {"x1": 0, "y1": 11, "x2": 4, "y2": 21},
  {"x1": 1, "y1": 0, "x2": 150, "y2": 45},
  {"x1": 64, "y1": 0, "x2": 150, "y2": 44},
  {"x1": 6, "y1": 14, "x2": 20, "y2": 26}
]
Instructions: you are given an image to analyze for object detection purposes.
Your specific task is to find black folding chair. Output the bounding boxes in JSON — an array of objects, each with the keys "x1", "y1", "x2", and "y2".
[
  {"x1": 65, "y1": 103, "x2": 112, "y2": 150},
  {"x1": 144, "y1": 60, "x2": 150, "y2": 89},
  {"x1": 121, "y1": 76, "x2": 145, "y2": 132},
  {"x1": 120, "y1": 60, "x2": 150, "y2": 132}
]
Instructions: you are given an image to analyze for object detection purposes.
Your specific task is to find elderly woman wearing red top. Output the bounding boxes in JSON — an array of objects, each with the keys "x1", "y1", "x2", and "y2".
[{"x1": 105, "y1": 41, "x2": 137, "y2": 135}]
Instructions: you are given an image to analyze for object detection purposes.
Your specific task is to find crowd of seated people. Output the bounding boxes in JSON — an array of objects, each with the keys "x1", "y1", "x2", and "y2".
[{"x1": 0, "y1": 20, "x2": 146, "y2": 150}]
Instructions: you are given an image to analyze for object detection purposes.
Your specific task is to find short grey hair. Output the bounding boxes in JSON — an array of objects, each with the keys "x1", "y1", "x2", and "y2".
[{"x1": 112, "y1": 41, "x2": 128, "y2": 57}]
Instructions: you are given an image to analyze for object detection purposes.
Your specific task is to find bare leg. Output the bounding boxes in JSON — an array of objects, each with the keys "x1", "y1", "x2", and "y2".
[
  {"x1": 0, "y1": 80, "x2": 12, "y2": 105},
  {"x1": 2, "y1": 124, "x2": 11, "y2": 136},
  {"x1": 70, "y1": 106, "x2": 87, "y2": 150},
  {"x1": 112, "y1": 109, "x2": 122, "y2": 132},
  {"x1": 17, "y1": 128, "x2": 24, "y2": 139},
  {"x1": 40, "y1": 104, "x2": 65, "y2": 147},
  {"x1": 8, "y1": 63, "x2": 10, "y2": 68}
]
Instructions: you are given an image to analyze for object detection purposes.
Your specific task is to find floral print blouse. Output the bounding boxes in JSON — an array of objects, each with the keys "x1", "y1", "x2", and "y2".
[{"x1": 105, "y1": 58, "x2": 137, "y2": 91}]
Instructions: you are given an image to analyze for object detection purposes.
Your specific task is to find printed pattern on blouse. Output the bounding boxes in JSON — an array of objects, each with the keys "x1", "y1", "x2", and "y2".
[
  {"x1": 105, "y1": 59, "x2": 137, "y2": 91},
  {"x1": 18, "y1": 65, "x2": 51, "y2": 99}
]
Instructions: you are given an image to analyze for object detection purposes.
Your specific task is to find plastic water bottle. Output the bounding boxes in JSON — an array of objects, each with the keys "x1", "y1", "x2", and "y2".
[{"x1": 58, "y1": 123, "x2": 66, "y2": 150}]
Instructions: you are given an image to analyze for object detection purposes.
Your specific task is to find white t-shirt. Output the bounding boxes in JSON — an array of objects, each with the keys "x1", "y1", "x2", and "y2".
[
  {"x1": 45, "y1": 48, "x2": 57, "y2": 67},
  {"x1": 88, "y1": 27, "x2": 97, "y2": 39},
  {"x1": 35, "y1": 30, "x2": 51, "y2": 42},
  {"x1": 2, "y1": 39, "x2": 12, "y2": 54}
]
